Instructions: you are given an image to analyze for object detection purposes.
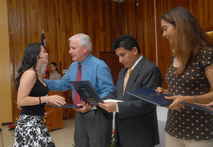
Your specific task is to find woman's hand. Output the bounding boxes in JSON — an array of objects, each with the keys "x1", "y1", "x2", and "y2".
[
  {"x1": 155, "y1": 87, "x2": 168, "y2": 95},
  {"x1": 165, "y1": 95, "x2": 194, "y2": 110},
  {"x1": 206, "y1": 101, "x2": 213, "y2": 107},
  {"x1": 48, "y1": 95, "x2": 66, "y2": 106}
]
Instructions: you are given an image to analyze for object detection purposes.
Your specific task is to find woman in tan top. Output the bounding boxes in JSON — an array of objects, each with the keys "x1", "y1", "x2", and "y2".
[{"x1": 49, "y1": 62, "x2": 61, "y2": 80}]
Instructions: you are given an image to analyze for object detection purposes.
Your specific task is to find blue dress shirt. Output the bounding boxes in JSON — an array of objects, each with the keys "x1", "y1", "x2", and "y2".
[{"x1": 44, "y1": 54, "x2": 114, "y2": 100}]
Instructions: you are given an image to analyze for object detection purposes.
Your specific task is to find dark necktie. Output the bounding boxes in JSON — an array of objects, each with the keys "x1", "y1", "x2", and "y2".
[{"x1": 74, "y1": 63, "x2": 81, "y2": 104}]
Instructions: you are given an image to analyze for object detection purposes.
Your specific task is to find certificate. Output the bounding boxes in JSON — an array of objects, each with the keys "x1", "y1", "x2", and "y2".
[
  {"x1": 180, "y1": 102, "x2": 213, "y2": 114},
  {"x1": 70, "y1": 81, "x2": 103, "y2": 105},
  {"x1": 124, "y1": 87, "x2": 172, "y2": 106}
]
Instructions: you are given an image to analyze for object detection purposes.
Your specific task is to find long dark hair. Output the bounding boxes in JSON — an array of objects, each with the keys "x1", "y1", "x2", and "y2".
[
  {"x1": 16, "y1": 42, "x2": 42, "y2": 90},
  {"x1": 50, "y1": 62, "x2": 60, "y2": 73},
  {"x1": 161, "y1": 7, "x2": 213, "y2": 75}
]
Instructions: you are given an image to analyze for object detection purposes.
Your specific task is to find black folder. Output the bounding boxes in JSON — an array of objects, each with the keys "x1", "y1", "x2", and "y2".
[
  {"x1": 46, "y1": 104, "x2": 82, "y2": 108},
  {"x1": 124, "y1": 87, "x2": 173, "y2": 106},
  {"x1": 180, "y1": 102, "x2": 213, "y2": 114},
  {"x1": 70, "y1": 81, "x2": 103, "y2": 105}
]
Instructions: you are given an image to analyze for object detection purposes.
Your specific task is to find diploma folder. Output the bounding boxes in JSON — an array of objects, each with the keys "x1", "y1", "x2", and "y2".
[
  {"x1": 70, "y1": 81, "x2": 103, "y2": 105},
  {"x1": 47, "y1": 104, "x2": 82, "y2": 108},
  {"x1": 180, "y1": 102, "x2": 213, "y2": 114},
  {"x1": 124, "y1": 87, "x2": 173, "y2": 106}
]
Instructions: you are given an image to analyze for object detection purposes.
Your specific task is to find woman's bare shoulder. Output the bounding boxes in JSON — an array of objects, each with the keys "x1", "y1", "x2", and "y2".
[{"x1": 21, "y1": 69, "x2": 37, "y2": 81}]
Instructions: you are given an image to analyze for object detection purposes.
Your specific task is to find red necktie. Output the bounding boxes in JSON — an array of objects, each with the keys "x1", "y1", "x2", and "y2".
[{"x1": 74, "y1": 63, "x2": 81, "y2": 104}]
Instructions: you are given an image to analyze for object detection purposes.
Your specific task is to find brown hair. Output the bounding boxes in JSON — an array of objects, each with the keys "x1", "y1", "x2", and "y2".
[{"x1": 161, "y1": 7, "x2": 213, "y2": 75}]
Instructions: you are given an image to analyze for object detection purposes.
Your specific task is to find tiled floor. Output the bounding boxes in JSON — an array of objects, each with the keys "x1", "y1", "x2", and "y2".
[{"x1": 1, "y1": 119, "x2": 75, "y2": 147}]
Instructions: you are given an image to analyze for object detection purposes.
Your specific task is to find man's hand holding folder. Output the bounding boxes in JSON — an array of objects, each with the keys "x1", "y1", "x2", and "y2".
[{"x1": 73, "y1": 101, "x2": 94, "y2": 113}]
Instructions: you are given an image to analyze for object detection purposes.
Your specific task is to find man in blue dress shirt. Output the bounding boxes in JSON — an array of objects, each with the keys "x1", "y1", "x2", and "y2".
[{"x1": 44, "y1": 33, "x2": 114, "y2": 147}]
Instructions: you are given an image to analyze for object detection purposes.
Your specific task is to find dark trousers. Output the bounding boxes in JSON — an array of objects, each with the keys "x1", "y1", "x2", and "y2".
[{"x1": 74, "y1": 109, "x2": 112, "y2": 147}]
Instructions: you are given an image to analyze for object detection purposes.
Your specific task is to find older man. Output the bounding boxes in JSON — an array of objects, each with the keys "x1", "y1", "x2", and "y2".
[{"x1": 44, "y1": 33, "x2": 114, "y2": 147}]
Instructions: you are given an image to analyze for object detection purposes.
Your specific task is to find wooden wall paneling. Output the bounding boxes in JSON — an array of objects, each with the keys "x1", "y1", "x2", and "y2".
[
  {"x1": 198, "y1": 0, "x2": 204, "y2": 27},
  {"x1": 52, "y1": 1, "x2": 58, "y2": 62},
  {"x1": 55, "y1": 0, "x2": 61, "y2": 65},
  {"x1": 141, "y1": 0, "x2": 148, "y2": 59},
  {"x1": 135, "y1": 0, "x2": 144, "y2": 56},
  {"x1": 48, "y1": 1, "x2": 55, "y2": 54},
  {"x1": 125, "y1": 0, "x2": 136, "y2": 36},
  {"x1": 87, "y1": 0, "x2": 95, "y2": 51},
  {"x1": 7, "y1": 0, "x2": 14, "y2": 120},
  {"x1": 117, "y1": 0, "x2": 156, "y2": 63},
  {"x1": 71, "y1": 0, "x2": 81, "y2": 35},
  {"x1": 43, "y1": 0, "x2": 49, "y2": 32},
  {"x1": 22, "y1": 0, "x2": 27, "y2": 50},
  {"x1": 35, "y1": 0, "x2": 41, "y2": 42},
  {"x1": 104, "y1": 0, "x2": 111, "y2": 52},
  {"x1": 26, "y1": 0, "x2": 31, "y2": 43},
  {"x1": 79, "y1": 0, "x2": 86, "y2": 33},
  {"x1": 177, "y1": 0, "x2": 189, "y2": 8},
  {"x1": 140, "y1": 0, "x2": 156, "y2": 63},
  {"x1": 147, "y1": 0, "x2": 157, "y2": 63},
  {"x1": 83, "y1": 0, "x2": 89, "y2": 35},
  {"x1": 204, "y1": 0, "x2": 209, "y2": 29},
  {"x1": 189, "y1": 0, "x2": 198, "y2": 22},
  {"x1": 110, "y1": 2, "x2": 122, "y2": 44},
  {"x1": 9, "y1": 0, "x2": 18, "y2": 121},
  {"x1": 97, "y1": 0, "x2": 104, "y2": 55},
  {"x1": 121, "y1": 1, "x2": 128, "y2": 34},
  {"x1": 30, "y1": 0, "x2": 35, "y2": 42},
  {"x1": 100, "y1": 52, "x2": 123, "y2": 85},
  {"x1": 207, "y1": 1, "x2": 212, "y2": 28},
  {"x1": 61, "y1": 0, "x2": 72, "y2": 69},
  {"x1": 94, "y1": 0, "x2": 100, "y2": 57}
]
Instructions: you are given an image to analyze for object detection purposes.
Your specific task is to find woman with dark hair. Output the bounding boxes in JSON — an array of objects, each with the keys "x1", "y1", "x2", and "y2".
[
  {"x1": 156, "y1": 7, "x2": 213, "y2": 147},
  {"x1": 13, "y1": 42, "x2": 66, "y2": 147},
  {"x1": 49, "y1": 62, "x2": 61, "y2": 80}
]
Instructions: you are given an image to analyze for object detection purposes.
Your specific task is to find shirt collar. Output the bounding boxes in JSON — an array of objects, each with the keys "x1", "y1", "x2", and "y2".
[
  {"x1": 131, "y1": 55, "x2": 143, "y2": 70},
  {"x1": 78, "y1": 53, "x2": 92, "y2": 68}
]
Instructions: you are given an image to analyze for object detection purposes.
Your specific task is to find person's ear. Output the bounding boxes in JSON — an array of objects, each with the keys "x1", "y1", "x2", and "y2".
[
  {"x1": 83, "y1": 45, "x2": 88, "y2": 53},
  {"x1": 132, "y1": 47, "x2": 138, "y2": 55}
]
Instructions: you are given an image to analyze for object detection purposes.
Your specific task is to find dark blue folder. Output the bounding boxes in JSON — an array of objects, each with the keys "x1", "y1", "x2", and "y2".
[
  {"x1": 47, "y1": 104, "x2": 82, "y2": 108},
  {"x1": 70, "y1": 81, "x2": 103, "y2": 105},
  {"x1": 180, "y1": 102, "x2": 213, "y2": 114},
  {"x1": 124, "y1": 87, "x2": 173, "y2": 106}
]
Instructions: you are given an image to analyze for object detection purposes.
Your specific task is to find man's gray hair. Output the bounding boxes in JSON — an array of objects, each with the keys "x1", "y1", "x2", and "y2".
[{"x1": 68, "y1": 33, "x2": 92, "y2": 52}]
